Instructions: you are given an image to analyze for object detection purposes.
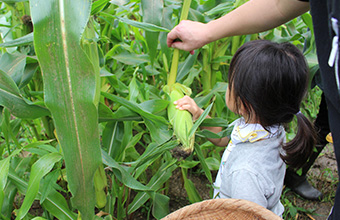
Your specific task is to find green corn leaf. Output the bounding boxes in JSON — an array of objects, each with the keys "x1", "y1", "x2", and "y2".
[
  {"x1": 205, "y1": 157, "x2": 220, "y2": 171},
  {"x1": 0, "y1": 157, "x2": 10, "y2": 212},
  {"x1": 2, "y1": 182, "x2": 17, "y2": 219},
  {"x1": 128, "y1": 161, "x2": 176, "y2": 214},
  {"x1": 101, "y1": 149, "x2": 151, "y2": 191},
  {"x1": 101, "y1": 92, "x2": 172, "y2": 145},
  {"x1": 99, "y1": 104, "x2": 142, "y2": 122},
  {"x1": 98, "y1": 102, "x2": 116, "y2": 122},
  {"x1": 205, "y1": 2, "x2": 234, "y2": 16},
  {"x1": 176, "y1": 52, "x2": 198, "y2": 82},
  {"x1": 39, "y1": 169, "x2": 60, "y2": 204},
  {"x1": 11, "y1": 155, "x2": 31, "y2": 177},
  {"x1": 100, "y1": 12, "x2": 170, "y2": 32},
  {"x1": 160, "y1": 7, "x2": 173, "y2": 64},
  {"x1": 196, "y1": 129, "x2": 222, "y2": 139},
  {"x1": 200, "y1": 117, "x2": 229, "y2": 127},
  {"x1": 15, "y1": 152, "x2": 62, "y2": 220},
  {"x1": 139, "y1": 99, "x2": 168, "y2": 115},
  {"x1": 198, "y1": 0, "x2": 219, "y2": 13},
  {"x1": 128, "y1": 74, "x2": 139, "y2": 102},
  {"x1": 91, "y1": 0, "x2": 110, "y2": 15},
  {"x1": 0, "y1": 52, "x2": 26, "y2": 85},
  {"x1": 194, "y1": 82, "x2": 228, "y2": 107},
  {"x1": 188, "y1": 102, "x2": 213, "y2": 138},
  {"x1": 0, "y1": 68, "x2": 49, "y2": 119},
  {"x1": 213, "y1": 93, "x2": 226, "y2": 117},
  {"x1": 196, "y1": 125, "x2": 233, "y2": 139},
  {"x1": 179, "y1": 160, "x2": 200, "y2": 169},
  {"x1": 194, "y1": 143, "x2": 212, "y2": 183},
  {"x1": 102, "y1": 121, "x2": 125, "y2": 160},
  {"x1": 42, "y1": 190, "x2": 77, "y2": 220},
  {"x1": 181, "y1": 168, "x2": 202, "y2": 203},
  {"x1": 131, "y1": 140, "x2": 178, "y2": 176},
  {"x1": 20, "y1": 62, "x2": 39, "y2": 89},
  {"x1": 0, "y1": 148, "x2": 23, "y2": 208},
  {"x1": 141, "y1": 0, "x2": 163, "y2": 66},
  {"x1": 301, "y1": 13, "x2": 313, "y2": 33},
  {"x1": 111, "y1": 52, "x2": 149, "y2": 66},
  {"x1": 152, "y1": 193, "x2": 170, "y2": 219},
  {"x1": 30, "y1": 0, "x2": 103, "y2": 219},
  {"x1": 118, "y1": 121, "x2": 133, "y2": 161},
  {"x1": 0, "y1": 33, "x2": 33, "y2": 48},
  {"x1": 8, "y1": 168, "x2": 77, "y2": 220},
  {"x1": 125, "y1": 130, "x2": 144, "y2": 151}
]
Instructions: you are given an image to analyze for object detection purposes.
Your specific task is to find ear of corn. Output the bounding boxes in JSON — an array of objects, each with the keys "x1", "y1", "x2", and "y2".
[
  {"x1": 94, "y1": 164, "x2": 107, "y2": 209},
  {"x1": 165, "y1": 83, "x2": 195, "y2": 157}
]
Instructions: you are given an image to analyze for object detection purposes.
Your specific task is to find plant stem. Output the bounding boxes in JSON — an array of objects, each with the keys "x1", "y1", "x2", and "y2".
[
  {"x1": 26, "y1": 120, "x2": 41, "y2": 140},
  {"x1": 167, "y1": 49, "x2": 179, "y2": 87},
  {"x1": 179, "y1": 0, "x2": 192, "y2": 21},
  {"x1": 167, "y1": 0, "x2": 192, "y2": 87}
]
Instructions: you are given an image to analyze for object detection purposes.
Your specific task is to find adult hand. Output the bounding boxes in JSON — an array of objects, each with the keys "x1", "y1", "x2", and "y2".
[{"x1": 167, "y1": 20, "x2": 210, "y2": 54}]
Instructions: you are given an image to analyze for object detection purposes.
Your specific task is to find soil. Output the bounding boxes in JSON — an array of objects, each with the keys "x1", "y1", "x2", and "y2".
[{"x1": 167, "y1": 143, "x2": 338, "y2": 220}]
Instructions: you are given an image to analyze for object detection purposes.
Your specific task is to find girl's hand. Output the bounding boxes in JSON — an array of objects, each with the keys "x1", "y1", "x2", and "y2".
[
  {"x1": 167, "y1": 20, "x2": 211, "y2": 54},
  {"x1": 175, "y1": 95, "x2": 229, "y2": 147},
  {"x1": 174, "y1": 95, "x2": 203, "y2": 120}
]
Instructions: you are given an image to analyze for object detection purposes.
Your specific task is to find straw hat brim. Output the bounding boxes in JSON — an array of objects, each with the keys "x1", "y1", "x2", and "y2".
[{"x1": 162, "y1": 198, "x2": 283, "y2": 220}]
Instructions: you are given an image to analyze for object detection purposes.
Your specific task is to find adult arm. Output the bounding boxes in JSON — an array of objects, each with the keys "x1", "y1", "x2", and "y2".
[{"x1": 167, "y1": 0, "x2": 310, "y2": 51}]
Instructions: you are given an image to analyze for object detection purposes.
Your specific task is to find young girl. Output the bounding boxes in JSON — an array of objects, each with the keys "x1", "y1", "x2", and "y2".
[{"x1": 174, "y1": 40, "x2": 316, "y2": 217}]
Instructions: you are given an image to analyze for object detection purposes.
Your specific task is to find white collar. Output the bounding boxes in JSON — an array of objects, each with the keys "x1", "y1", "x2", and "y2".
[{"x1": 230, "y1": 117, "x2": 280, "y2": 145}]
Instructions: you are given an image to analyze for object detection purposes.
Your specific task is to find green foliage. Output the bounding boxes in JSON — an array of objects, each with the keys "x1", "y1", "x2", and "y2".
[
  {"x1": 0, "y1": 0, "x2": 328, "y2": 219},
  {"x1": 281, "y1": 187, "x2": 316, "y2": 219}
]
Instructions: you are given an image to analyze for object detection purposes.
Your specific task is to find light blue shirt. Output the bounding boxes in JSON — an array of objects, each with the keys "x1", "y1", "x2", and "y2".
[{"x1": 213, "y1": 118, "x2": 285, "y2": 217}]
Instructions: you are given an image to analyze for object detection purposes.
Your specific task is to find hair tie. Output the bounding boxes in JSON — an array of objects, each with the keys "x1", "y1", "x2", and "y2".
[{"x1": 295, "y1": 111, "x2": 302, "y2": 116}]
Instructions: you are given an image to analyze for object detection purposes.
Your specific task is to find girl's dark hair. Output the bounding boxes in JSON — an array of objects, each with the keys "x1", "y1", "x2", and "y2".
[{"x1": 228, "y1": 40, "x2": 316, "y2": 169}]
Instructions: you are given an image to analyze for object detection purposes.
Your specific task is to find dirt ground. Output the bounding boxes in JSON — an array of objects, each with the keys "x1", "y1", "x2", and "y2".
[
  {"x1": 289, "y1": 143, "x2": 338, "y2": 220},
  {"x1": 168, "y1": 143, "x2": 338, "y2": 220}
]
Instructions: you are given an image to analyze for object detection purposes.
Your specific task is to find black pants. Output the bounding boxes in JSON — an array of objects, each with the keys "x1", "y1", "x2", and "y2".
[{"x1": 326, "y1": 96, "x2": 340, "y2": 220}]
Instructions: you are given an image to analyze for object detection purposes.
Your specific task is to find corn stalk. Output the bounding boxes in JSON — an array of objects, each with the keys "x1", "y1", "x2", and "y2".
[{"x1": 167, "y1": 0, "x2": 191, "y2": 87}]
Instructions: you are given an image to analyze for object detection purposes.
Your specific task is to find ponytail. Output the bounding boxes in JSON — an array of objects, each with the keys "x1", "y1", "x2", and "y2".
[{"x1": 281, "y1": 112, "x2": 317, "y2": 169}]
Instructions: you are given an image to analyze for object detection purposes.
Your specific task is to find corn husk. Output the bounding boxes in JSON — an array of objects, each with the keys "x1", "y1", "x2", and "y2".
[{"x1": 164, "y1": 83, "x2": 195, "y2": 157}]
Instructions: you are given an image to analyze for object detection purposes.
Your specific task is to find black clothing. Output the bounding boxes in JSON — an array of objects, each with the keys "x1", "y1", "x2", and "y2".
[{"x1": 308, "y1": 1, "x2": 340, "y2": 219}]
